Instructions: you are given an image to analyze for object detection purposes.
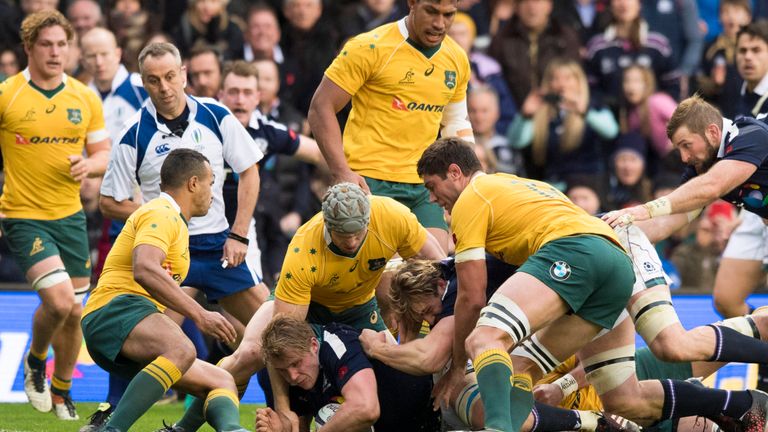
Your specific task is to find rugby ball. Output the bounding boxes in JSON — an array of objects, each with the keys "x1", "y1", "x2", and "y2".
[{"x1": 314, "y1": 402, "x2": 374, "y2": 431}]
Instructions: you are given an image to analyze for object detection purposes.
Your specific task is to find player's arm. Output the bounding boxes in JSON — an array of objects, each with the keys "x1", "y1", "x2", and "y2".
[
  {"x1": 69, "y1": 138, "x2": 111, "y2": 182},
  {"x1": 273, "y1": 298, "x2": 310, "y2": 321},
  {"x1": 533, "y1": 358, "x2": 588, "y2": 406},
  {"x1": 133, "y1": 244, "x2": 236, "y2": 345},
  {"x1": 99, "y1": 196, "x2": 140, "y2": 221},
  {"x1": 440, "y1": 98, "x2": 474, "y2": 143},
  {"x1": 605, "y1": 159, "x2": 755, "y2": 226},
  {"x1": 415, "y1": 230, "x2": 448, "y2": 260},
  {"x1": 360, "y1": 317, "x2": 454, "y2": 375},
  {"x1": 307, "y1": 78, "x2": 368, "y2": 190},
  {"x1": 321, "y1": 368, "x2": 379, "y2": 432},
  {"x1": 293, "y1": 134, "x2": 326, "y2": 168},
  {"x1": 634, "y1": 212, "x2": 699, "y2": 244}
]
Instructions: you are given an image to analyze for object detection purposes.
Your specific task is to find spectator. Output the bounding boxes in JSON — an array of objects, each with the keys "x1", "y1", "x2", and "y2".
[
  {"x1": 21, "y1": 0, "x2": 58, "y2": 15},
  {"x1": 566, "y1": 177, "x2": 604, "y2": 215},
  {"x1": 468, "y1": 85, "x2": 524, "y2": 175},
  {"x1": 108, "y1": 0, "x2": 161, "y2": 73},
  {"x1": 0, "y1": 47, "x2": 22, "y2": 78},
  {"x1": 671, "y1": 201, "x2": 738, "y2": 291},
  {"x1": 605, "y1": 132, "x2": 653, "y2": 210},
  {"x1": 507, "y1": 58, "x2": 618, "y2": 189},
  {"x1": 697, "y1": 0, "x2": 750, "y2": 119},
  {"x1": 280, "y1": 0, "x2": 339, "y2": 114},
  {"x1": 735, "y1": 20, "x2": 768, "y2": 117},
  {"x1": 585, "y1": 0, "x2": 680, "y2": 107},
  {"x1": 642, "y1": 0, "x2": 704, "y2": 97},
  {"x1": 618, "y1": 64, "x2": 677, "y2": 160},
  {"x1": 552, "y1": 0, "x2": 611, "y2": 45},
  {"x1": 171, "y1": 0, "x2": 245, "y2": 60},
  {"x1": 449, "y1": 12, "x2": 516, "y2": 134},
  {"x1": 242, "y1": 3, "x2": 283, "y2": 63},
  {"x1": 66, "y1": 0, "x2": 103, "y2": 38},
  {"x1": 253, "y1": 58, "x2": 305, "y2": 133},
  {"x1": 186, "y1": 45, "x2": 222, "y2": 98},
  {"x1": 488, "y1": 0, "x2": 581, "y2": 107},
  {"x1": 338, "y1": 0, "x2": 401, "y2": 42}
]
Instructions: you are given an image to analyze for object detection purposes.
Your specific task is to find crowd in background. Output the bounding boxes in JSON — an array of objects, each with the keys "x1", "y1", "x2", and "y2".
[{"x1": 0, "y1": 0, "x2": 762, "y2": 291}]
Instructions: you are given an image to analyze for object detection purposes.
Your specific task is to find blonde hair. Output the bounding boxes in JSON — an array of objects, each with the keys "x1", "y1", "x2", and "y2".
[
  {"x1": 389, "y1": 259, "x2": 444, "y2": 325},
  {"x1": 261, "y1": 315, "x2": 315, "y2": 364},
  {"x1": 532, "y1": 58, "x2": 588, "y2": 167},
  {"x1": 620, "y1": 64, "x2": 657, "y2": 138},
  {"x1": 21, "y1": 10, "x2": 74, "y2": 49},
  {"x1": 666, "y1": 94, "x2": 723, "y2": 140}
]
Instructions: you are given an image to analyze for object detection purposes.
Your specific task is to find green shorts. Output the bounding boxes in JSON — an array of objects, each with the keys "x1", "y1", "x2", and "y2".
[
  {"x1": 81, "y1": 294, "x2": 160, "y2": 380},
  {"x1": 364, "y1": 177, "x2": 447, "y2": 230},
  {"x1": 306, "y1": 297, "x2": 387, "y2": 332},
  {"x1": 518, "y1": 235, "x2": 634, "y2": 329},
  {"x1": 636, "y1": 347, "x2": 693, "y2": 432},
  {"x1": 0, "y1": 210, "x2": 90, "y2": 278}
]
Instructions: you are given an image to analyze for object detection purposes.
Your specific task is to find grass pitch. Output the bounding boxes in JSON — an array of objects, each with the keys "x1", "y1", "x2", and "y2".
[{"x1": 0, "y1": 402, "x2": 262, "y2": 432}]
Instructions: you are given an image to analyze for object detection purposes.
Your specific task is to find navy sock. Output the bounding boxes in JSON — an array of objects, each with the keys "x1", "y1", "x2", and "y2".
[
  {"x1": 708, "y1": 325, "x2": 768, "y2": 364},
  {"x1": 107, "y1": 373, "x2": 129, "y2": 407},
  {"x1": 660, "y1": 379, "x2": 752, "y2": 420},
  {"x1": 530, "y1": 401, "x2": 581, "y2": 431}
]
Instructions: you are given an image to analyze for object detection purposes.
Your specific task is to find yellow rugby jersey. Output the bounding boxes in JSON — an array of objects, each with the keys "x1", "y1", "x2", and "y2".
[
  {"x1": 83, "y1": 194, "x2": 190, "y2": 317},
  {"x1": 325, "y1": 18, "x2": 470, "y2": 184},
  {"x1": 0, "y1": 70, "x2": 108, "y2": 219},
  {"x1": 276, "y1": 196, "x2": 427, "y2": 312},
  {"x1": 451, "y1": 173, "x2": 621, "y2": 265},
  {"x1": 538, "y1": 356, "x2": 603, "y2": 411}
]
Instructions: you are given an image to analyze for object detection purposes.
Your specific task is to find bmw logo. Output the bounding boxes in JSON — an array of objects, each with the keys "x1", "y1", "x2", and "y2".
[{"x1": 549, "y1": 261, "x2": 572, "y2": 281}]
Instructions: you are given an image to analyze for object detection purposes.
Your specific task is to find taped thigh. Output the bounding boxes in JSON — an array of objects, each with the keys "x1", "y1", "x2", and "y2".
[
  {"x1": 454, "y1": 380, "x2": 481, "y2": 428},
  {"x1": 618, "y1": 225, "x2": 670, "y2": 296},
  {"x1": 582, "y1": 345, "x2": 636, "y2": 395},
  {"x1": 31, "y1": 267, "x2": 69, "y2": 291},
  {"x1": 715, "y1": 315, "x2": 761, "y2": 339},
  {"x1": 510, "y1": 334, "x2": 560, "y2": 375},
  {"x1": 476, "y1": 292, "x2": 531, "y2": 345},
  {"x1": 629, "y1": 290, "x2": 678, "y2": 343}
]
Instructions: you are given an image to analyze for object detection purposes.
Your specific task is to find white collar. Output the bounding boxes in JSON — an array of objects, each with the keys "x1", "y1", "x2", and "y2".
[
  {"x1": 741, "y1": 72, "x2": 768, "y2": 96},
  {"x1": 604, "y1": 21, "x2": 648, "y2": 44},
  {"x1": 397, "y1": 16, "x2": 409, "y2": 38},
  {"x1": 88, "y1": 64, "x2": 129, "y2": 95},
  {"x1": 159, "y1": 192, "x2": 182, "y2": 214},
  {"x1": 718, "y1": 117, "x2": 733, "y2": 158},
  {"x1": 144, "y1": 94, "x2": 198, "y2": 133}
]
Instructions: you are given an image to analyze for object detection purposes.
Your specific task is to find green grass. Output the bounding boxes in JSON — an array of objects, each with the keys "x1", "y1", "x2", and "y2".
[{"x1": 0, "y1": 402, "x2": 263, "y2": 432}]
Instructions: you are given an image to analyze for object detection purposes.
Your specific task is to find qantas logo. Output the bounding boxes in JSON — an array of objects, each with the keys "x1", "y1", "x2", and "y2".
[{"x1": 390, "y1": 97, "x2": 445, "y2": 113}]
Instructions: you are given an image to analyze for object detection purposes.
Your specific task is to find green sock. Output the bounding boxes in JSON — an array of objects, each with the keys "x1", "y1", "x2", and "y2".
[
  {"x1": 176, "y1": 396, "x2": 206, "y2": 431},
  {"x1": 203, "y1": 389, "x2": 244, "y2": 432},
  {"x1": 107, "y1": 356, "x2": 181, "y2": 431},
  {"x1": 475, "y1": 348, "x2": 514, "y2": 431},
  {"x1": 509, "y1": 373, "x2": 534, "y2": 431}
]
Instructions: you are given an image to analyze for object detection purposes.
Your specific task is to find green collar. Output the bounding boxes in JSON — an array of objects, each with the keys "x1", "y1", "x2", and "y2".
[
  {"x1": 406, "y1": 38, "x2": 441, "y2": 59},
  {"x1": 29, "y1": 80, "x2": 65, "y2": 99}
]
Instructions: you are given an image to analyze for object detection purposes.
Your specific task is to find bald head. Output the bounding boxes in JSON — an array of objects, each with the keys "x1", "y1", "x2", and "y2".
[
  {"x1": 67, "y1": 0, "x2": 103, "y2": 37},
  {"x1": 81, "y1": 27, "x2": 122, "y2": 92}
]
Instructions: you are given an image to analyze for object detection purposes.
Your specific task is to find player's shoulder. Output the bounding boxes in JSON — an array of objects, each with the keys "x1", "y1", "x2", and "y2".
[
  {"x1": 370, "y1": 194, "x2": 407, "y2": 212},
  {"x1": 65, "y1": 74, "x2": 95, "y2": 95},
  {"x1": 321, "y1": 323, "x2": 363, "y2": 357},
  {"x1": 440, "y1": 35, "x2": 470, "y2": 62}
]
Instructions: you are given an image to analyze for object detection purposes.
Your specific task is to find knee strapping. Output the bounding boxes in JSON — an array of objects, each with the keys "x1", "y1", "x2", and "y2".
[
  {"x1": 454, "y1": 381, "x2": 481, "y2": 428},
  {"x1": 477, "y1": 293, "x2": 531, "y2": 345},
  {"x1": 31, "y1": 268, "x2": 69, "y2": 291},
  {"x1": 629, "y1": 290, "x2": 678, "y2": 343},
  {"x1": 715, "y1": 316, "x2": 760, "y2": 339},
  {"x1": 583, "y1": 345, "x2": 636, "y2": 395},
  {"x1": 510, "y1": 334, "x2": 560, "y2": 375}
]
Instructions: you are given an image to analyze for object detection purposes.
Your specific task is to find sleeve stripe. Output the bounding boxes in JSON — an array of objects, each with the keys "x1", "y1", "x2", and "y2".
[
  {"x1": 455, "y1": 247, "x2": 485, "y2": 263},
  {"x1": 323, "y1": 330, "x2": 348, "y2": 359},
  {"x1": 87, "y1": 129, "x2": 110, "y2": 143}
]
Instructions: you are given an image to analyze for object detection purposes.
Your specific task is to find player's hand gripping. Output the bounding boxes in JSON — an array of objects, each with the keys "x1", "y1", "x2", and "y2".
[
  {"x1": 255, "y1": 407, "x2": 294, "y2": 432},
  {"x1": 332, "y1": 169, "x2": 371, "y2": 194},
  {"x1": 602, "y1": 205, "x2": 651, "y2": 228},
  {"x1": 194, "y1": 310, "x2": 237, "y2": 346},
  {"x1": 432, "y1": 363, "x2": 464, "y2": 411},
  {"x1": 68, "y1": 154, "x2": 91, "y2": 182},
  {"x1": 533, "y1": 382, "x2": 566, "y2": 406},
  {"x1": 358, "y1": 328, "x2": 387, "y2": 356}
]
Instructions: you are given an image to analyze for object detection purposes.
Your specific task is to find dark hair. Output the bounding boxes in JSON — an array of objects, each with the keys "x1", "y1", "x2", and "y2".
[
  {"x1": 160, "y1": 149, "x2": 210, "y2": 190},
  {"x1": 417, "y1": 137, "x2": 482, "y2": 178},
  {"x1": 188, "y1": 44, "x2": 222, "y2": 72},
  {"x1": 737, "y1": 19, "x2": 768, "y2": 46}
]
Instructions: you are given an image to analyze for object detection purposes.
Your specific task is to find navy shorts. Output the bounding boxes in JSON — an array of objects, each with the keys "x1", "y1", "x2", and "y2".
[{"x1": 182, "y1": 231, "x2": 261, "y2": 301}]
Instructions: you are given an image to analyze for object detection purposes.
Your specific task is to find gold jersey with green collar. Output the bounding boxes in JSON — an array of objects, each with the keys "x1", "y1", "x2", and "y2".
[
  {"x1": 451, "y1": 173, "x2": 621, "y2": 265},
  {"x1": 83, "y1": 195, "x2": 190, "y2": 317},
  {"x1": 0, "y1": 69, "x2": 108, "y2": 220},
  {"x1": 325, "y1": 17, "x2": 470, "y2": 184},
  {"x1": 276, "y1": 195, "x2": 428, "y2": 312}
]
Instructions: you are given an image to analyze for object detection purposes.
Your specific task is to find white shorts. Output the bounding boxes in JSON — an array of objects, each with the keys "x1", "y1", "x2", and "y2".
[
  {"x1": 722, "y1": 211, "x2": 768, "y2": 262},
  {"x1": 614, "y1": 225, "x2": 671, "y2": 296},
  {"x1": 246, "y1": 217, "x2": 263, "y2": 279}
]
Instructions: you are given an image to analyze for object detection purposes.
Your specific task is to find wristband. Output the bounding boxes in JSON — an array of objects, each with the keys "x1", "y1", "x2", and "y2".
[
  {"x1": 227, "y1": 231, "x2": 249, "y2": 246},
  {"x1": 553, "y1": 373, "x2": 579, "y2": 397},
  {"x1": 644, "y1": 197, "x2": 672, "y2": 218}
]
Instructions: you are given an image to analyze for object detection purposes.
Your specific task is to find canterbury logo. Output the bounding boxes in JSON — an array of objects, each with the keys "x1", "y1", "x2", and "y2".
[{"x1": 29, "y1": 237, "x2": 45, "y2": 256}]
